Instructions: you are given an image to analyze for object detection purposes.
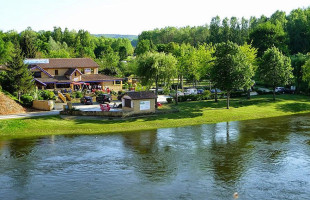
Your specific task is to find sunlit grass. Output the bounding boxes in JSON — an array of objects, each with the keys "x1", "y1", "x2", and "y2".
[{"x1": 1, "y1": 94, "x2": 310, "y2": 139}]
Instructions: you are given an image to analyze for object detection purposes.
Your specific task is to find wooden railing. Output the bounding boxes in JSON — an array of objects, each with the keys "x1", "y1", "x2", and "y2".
[
  {"x1": 65, "y1": 93, "x2": 71, "y2": 101},
  {"x1": 58, "y1": 92, "x2": 66, "y2": 103}
]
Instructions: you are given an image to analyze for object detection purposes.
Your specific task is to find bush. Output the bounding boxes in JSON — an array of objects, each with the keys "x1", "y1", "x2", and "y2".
[
  {"x1": 95, "y1": 90, "x2": 104, "y2": 96},
  {"x1": 21, "y1": 95, "x2": 34, "y2": 107},
  {"x1": 39, "y1": 90, "x2": 55, "y2": 100},
  {"x1": 166, "y1": 97, "x2": 173, "y2": 103},
  {"x1": 202, "y1": 90, "x2": 211, "y2": 100},
  {"x1": 76, "y1": 91, "x2": 83, "y2": 98}
]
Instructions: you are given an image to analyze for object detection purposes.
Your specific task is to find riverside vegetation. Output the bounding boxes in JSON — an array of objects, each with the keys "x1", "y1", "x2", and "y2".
[{"x1": 1, "y1": 94, "x2": 310, "y2": 139}]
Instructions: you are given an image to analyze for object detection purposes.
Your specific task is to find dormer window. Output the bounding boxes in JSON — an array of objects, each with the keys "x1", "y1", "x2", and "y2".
[{"x1": 75, "y1": 72, "x2": 77, "y2": 76}]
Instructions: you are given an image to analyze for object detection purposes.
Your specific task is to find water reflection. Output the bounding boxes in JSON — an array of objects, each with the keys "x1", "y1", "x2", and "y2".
[
  {"x1": 123, "y1": 130, "x2": 177, "y2": 182},
  {"x1": 0, "y1": 114, "x2": 310, "y2": 200}
]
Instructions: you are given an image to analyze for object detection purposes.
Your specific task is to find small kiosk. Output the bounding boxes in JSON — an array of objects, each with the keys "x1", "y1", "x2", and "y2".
[{"x1": 122, "y1": 91, "x2": 157, "y2": 114}]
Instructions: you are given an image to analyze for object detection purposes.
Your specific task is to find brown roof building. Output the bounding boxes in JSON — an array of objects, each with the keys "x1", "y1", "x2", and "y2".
[
  {"x1": 122, "y1": 91, "x2": 156, "y2": 114},
  {"x1": 25, "y1": 58, "x2": 123, "y2": 91}
]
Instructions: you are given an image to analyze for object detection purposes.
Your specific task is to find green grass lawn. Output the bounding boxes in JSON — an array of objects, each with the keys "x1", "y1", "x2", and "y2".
[{"x1": 1, "y1": 94, "x2": 310, "y2": 139}]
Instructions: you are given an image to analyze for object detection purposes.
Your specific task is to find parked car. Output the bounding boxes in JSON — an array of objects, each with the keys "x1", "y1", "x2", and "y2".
[
  {"x1": 80, "y1": 96, "x2": 93, "y2": 105},
  {"x1": 275, "y1": 87, "x2": 285, "y2": 93},
  {"x1": 197, "y1": 89, "x2": 204, "y2": 94},
  {"x1": 184, "y1": 88, "x2": 198, "y2": 95},
  {"x1": 96, "y1": 94, "x2": 111, "y2": 103},
  {"x1": 170, "y1": 91, "x2": 184, "y2": 96},
  {"x1": 210, "y1": 89, "x2": 222, "y2": 93},
  {"x1": 283, "y1": 88, "x2": 295, "y2": 94}
]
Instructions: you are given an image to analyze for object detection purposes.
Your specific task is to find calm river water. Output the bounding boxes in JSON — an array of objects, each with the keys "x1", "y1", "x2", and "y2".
[{"x1": 1, "y1": 114, "x2": 310, "y2": 200}]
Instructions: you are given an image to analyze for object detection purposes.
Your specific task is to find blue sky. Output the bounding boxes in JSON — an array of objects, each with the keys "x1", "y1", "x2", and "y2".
[{"x1": 0, "y1": 0, "x2": 309, "y2": 35}]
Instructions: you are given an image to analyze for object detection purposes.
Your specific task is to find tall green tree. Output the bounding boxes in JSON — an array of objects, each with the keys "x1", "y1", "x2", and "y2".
[
  {"x1": 291, "y1": 53, "x2": 310, "y2": 93},
  {"x1": 20, "y1": 27, "x2": 37, "y2": 58},
  {"x1": 136, "y1": 52, "x2": 177, "y2": 104},
  {"x1": 210, "y1": 42, "x2": 256, "y2": 109},
  {"x1": 258, "y1": 47, "x2": 293, "y2": 100},
  {"x1": 249, "y1": 22, "x2": 288, "y2": 57},
  {"x1": 3, "y1": 45, "x2": 34, "y2": 100}
]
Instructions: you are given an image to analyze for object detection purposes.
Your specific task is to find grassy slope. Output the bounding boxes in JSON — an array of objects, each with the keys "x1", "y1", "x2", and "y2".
[{"x1": 1, "y1": 94, "x2": 310, "y2": 139}]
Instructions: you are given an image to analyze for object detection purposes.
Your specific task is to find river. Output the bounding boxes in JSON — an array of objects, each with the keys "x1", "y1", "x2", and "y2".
[{"x1": 0, "y1": 114, "x2": 310, "y2": 199}]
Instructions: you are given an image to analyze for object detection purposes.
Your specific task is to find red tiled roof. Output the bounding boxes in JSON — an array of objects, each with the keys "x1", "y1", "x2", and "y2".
[{"x1": 28, "y1": 58, "x2": 99, "y2": 69}]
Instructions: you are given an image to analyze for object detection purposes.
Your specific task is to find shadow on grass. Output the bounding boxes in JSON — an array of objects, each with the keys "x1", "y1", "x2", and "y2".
[{"x1": 276, "y1": 103, "x2": 310, "y2": 113}]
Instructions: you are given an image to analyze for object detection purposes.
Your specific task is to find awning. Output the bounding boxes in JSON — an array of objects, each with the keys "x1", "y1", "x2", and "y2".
[{"x1": 72, "y1": 82, "x2": 84, "y2": 85}]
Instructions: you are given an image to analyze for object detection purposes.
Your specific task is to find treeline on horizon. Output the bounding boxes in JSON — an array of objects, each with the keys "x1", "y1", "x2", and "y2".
[{"x1": 1, "y1": 7, "x2": 310, "y2": 92}]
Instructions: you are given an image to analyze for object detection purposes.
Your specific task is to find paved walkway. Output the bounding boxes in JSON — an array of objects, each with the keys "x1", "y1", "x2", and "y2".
[{"x1": 0, "y1": 110, "x2": 60, "y2": 120}]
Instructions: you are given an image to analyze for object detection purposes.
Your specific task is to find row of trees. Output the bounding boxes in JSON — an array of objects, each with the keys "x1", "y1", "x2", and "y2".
[
  {"x1": 136, "y1": 8, "x2": 310, "y2": 56},
  {"x1": 135, "y1": 41, "x2": 293, "y2": 108},
  {"x1": 0, "y1": 27, "x2": 135, "y2": 77}
]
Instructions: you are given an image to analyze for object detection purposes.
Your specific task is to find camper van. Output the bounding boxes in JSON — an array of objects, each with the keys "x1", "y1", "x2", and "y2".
[{"x1": 184, "y1": 88, "x2": 198, "y2": 95}]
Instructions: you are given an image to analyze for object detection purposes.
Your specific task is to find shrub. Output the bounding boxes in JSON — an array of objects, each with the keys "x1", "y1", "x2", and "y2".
[
  {"x1": 166, "y1": 97, "x2": 173, "y2": 103},
  {"x1": 95, "y1": 90, "x2": 104, "y2": 96},
  {"x1": 21, "y1": 95, "x2": 34, "y2": 107},
  {"x1": 163, "y1": 87, "x2": 170, "y2": 95},
  {"x1": 202, "y1": 90, "x2": 211, "y2": 100},
  {"x1": 39, "y1": 90, "x2": 55, "y2": 100},
  {"x1": 76, "y1": 91, "x2": 83, "y2": 98}
]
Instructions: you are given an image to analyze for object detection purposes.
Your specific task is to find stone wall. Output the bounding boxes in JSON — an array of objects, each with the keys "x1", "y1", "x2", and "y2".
[{"x1": 33, "y1": 100, "x2": 54, "y2": 111}]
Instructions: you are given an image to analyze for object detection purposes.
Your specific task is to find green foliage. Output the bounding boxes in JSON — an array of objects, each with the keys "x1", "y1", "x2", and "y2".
[
  {"x1": 136, "y1": 52, "x2": 177, "y2": 95},
  {"x1": 259, "y1": 47, "x2": 293, "y2": 100},
  {"x1": 39, "y1": 90, "x2": 55, "y2": 100},
  {"x1": 291, "y1": 53, "x2": 310, "y2": 92},
  {"x1": 75, "y1": 91, "x2": 83, "y2": 98},
  {"x1": 2, "y1": 44, "x2": 34, "y2": 98},
  {"x1": 20, "y1": 27, "x2": 37, "y2": 58},
  {"x1": 20, "y1": 95, "x2": 34, "y2": 107},
  {"x1": 210, "y1": 42, "x2": 256, "y2": 108},
  {"x1": 166, "y1": 97, "x2": 173, "y2": 103}
]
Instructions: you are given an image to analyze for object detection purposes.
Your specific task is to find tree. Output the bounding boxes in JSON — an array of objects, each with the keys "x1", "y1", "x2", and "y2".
[
  {"x1": 258, "y1": 47, "x2": 293, "y2": 100},
  {"x1": 20, "y1": 27, "x2": 37, "y2": 58},
  {"x1": 3, "y1": 45, "x2": 34, "y2": 100},
  {"x1": 249, "y1": 21, "x2": 288, "y2": 57},
  {"x1": 301, "y1": 56, "x2": 310, "y2": 91},
  {"x1": 136, "y1": 52, "x2": 177, "y2": 105},
  {"x1": 291, "y1": 53, "x2": 310, "y2": 93},
  {"x1": 210, "y1": 42, "x2": 256, "y2": 109}
]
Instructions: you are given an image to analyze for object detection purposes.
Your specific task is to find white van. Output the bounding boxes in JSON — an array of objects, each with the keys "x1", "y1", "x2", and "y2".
[{"x1": 184, "y1": 88, "x2": 198, "y2": 95}]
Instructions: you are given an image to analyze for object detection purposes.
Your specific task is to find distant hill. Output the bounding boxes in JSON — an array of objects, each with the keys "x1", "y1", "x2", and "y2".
[{"x1": 93, "y1": 34, "x2": 138, "y2": 41}]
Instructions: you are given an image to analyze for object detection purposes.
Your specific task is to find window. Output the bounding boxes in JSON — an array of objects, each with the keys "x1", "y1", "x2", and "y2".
[
  {"x1": 115, "y1": 80, "x2": 121, "y2": 85},
  {"x1": 55, "y1": 70, "x2": 58, "y2": 76},
  {"x1": 124, "y1": 99, "x2": 131, "y2": 108},
  {"x1": 75, "y1": 72, "x2": 77, "y2": 76},
  {"x1": 91, "y1": 68, "x2": 94, "y2": 74},
  {"x1": 34, "y1": 71, "x2": 41, "y2": 78}
]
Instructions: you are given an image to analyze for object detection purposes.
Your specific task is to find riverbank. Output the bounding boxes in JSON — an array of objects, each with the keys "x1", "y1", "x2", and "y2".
[{"x1": 1, "y1": 94, "x2": 310, "y2": 139}]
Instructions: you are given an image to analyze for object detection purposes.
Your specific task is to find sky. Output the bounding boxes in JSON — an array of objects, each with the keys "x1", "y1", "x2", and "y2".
[{"x1": 0, "y1": 0, "x2": 309, "y2": 35}]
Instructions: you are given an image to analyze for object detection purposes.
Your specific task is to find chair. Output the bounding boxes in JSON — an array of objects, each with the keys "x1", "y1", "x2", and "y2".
[{"x1": 100, "y1": 104, "x2": 110, "y2": 112}]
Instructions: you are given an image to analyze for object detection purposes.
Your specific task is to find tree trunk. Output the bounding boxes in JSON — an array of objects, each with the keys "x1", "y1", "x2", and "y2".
[
  {"x1": 155, "y1": 76, "x2": 158, "y2": 108},
  {"x1": 175, "y1": 76, "x2": 179, "y2": 105},
  {"x1": 273, "y1": 88, "x2": 276, "y2": 101},
  {"x1": 247, "y1": 89, "x2": 251, "y2": 99},
  {"x1": 227, "y1": 91, "x2": 230, "y2": 109},
  {"x1": 180, "y1": 75, "x2": 184, "y2": 91}
]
